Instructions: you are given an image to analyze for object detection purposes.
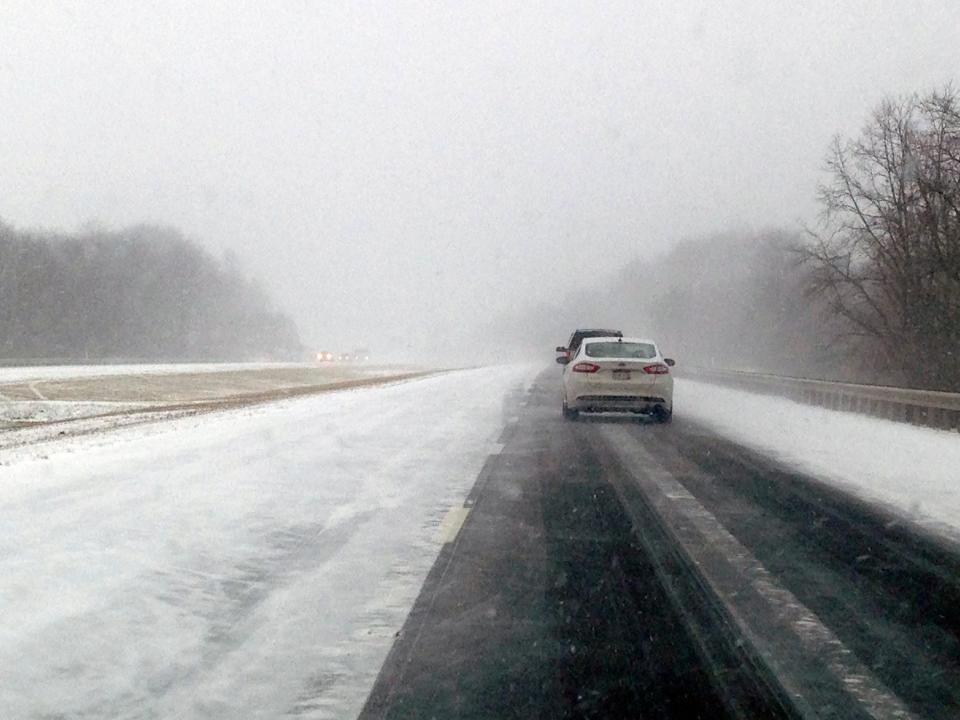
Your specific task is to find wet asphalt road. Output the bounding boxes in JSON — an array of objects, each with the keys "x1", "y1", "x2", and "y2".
[{"x1": 360, "y1": 370, "x2": 960, "y2": 720}]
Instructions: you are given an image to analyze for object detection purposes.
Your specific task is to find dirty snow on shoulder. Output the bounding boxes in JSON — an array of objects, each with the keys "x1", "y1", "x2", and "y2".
[
  {"x1": 0, "y1": 365, "x2": 535, "y2": 719},
  {"x1": 677, "y1": 379, "x2": 960, "y2": 541}
]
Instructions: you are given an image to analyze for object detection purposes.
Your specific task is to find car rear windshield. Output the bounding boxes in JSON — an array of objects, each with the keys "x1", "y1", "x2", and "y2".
[{"x1": 584, "y1": 342, "x2": 656, "y2": 359}]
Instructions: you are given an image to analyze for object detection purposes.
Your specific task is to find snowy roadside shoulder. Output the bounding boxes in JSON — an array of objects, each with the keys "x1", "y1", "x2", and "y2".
[{"x1": 676, "y1": 379, "x2": 960, "y2": 542}]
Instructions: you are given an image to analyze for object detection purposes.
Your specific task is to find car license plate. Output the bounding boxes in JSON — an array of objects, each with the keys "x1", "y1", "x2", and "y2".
[{"x1": 612, "y1": 370, "x2": 631, "y2": 380}]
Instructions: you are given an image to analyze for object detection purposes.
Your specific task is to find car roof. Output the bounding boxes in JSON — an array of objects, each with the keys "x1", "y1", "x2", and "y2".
[
  {"x1": 567, "y1": 329, "x2": 622, "y2": 346},
  {"x1": 571, "y1": 328, "x2": 622, "y2": 336},
  {"x1": 582, "y1": 336, "x2": 659, "y2": 347}
]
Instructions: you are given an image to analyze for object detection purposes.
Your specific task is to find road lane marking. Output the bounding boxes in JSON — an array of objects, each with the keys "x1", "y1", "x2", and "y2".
[
  {"x1": 600, "y1": 425, "x2": 917, "y2": 720},
  {"x1": 436, "y1": 506, "x2": 471, "y2": 544}
]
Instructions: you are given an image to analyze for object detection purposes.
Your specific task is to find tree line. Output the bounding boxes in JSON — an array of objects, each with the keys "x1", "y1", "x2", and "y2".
[
  {"x1": 497, "y1": 85, "x2": 960, "y2": 391},
  {"x1": 802, "y1": 86, "x2": 960, "y2": 390},
  {"x1": 0, "y1": 222, "x2": 302, "y2": 362}
]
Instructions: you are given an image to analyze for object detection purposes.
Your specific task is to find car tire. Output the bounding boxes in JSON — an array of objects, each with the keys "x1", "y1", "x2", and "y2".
[
  {"x1": 653, "y1": 405, "x2": 672, "y2": 424},
  {"x1": 562, "y1": 401, "x2": 579, "y2": 421}
]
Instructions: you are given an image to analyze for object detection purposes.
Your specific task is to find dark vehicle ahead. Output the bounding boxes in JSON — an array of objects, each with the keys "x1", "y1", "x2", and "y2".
[{"x1": 555, "y1": 328, "x2": 623, "y2": 359}]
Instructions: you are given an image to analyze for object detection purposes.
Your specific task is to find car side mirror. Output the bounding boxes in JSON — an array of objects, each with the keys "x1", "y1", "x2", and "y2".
[
  {"x1": 555, "y1": 346, "x2": 567, "y2": 353},
  {"x1": 664, "y1": 358, "x2": 676, "y2": 367},
  {"x1": 556, "y1": 356, "x2": 570, "y2": 365}
]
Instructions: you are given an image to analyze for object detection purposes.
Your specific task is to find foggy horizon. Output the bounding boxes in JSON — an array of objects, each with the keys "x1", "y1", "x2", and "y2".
[{"x1": 3, "y1": 1, "x2": 959, "y2": 354}]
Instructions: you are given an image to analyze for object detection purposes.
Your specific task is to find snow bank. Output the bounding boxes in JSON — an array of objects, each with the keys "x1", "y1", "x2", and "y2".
[{"x1": 676, "y1": 380, "x2": 960, "y2": 540}]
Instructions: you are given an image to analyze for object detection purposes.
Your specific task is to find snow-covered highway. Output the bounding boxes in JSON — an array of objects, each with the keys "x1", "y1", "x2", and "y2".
[
  {"x1": 0, "y1": 367, "x2": 534, "y2": 719},
  {"x1": 2, "y1": 365, "x2": 959, "y2": 719}
]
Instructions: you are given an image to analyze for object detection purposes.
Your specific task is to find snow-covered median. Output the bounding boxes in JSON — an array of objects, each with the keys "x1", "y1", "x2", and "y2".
[
  {"x1": 0, "y1": 361, "x2": 303, "y2": 384},
  {"x1": 676, "y1": 379, "x2": 960, "y2": 540},
  {"x1": 0, "y1": 364, "x2": 426, "y2": 434},
  {"x1": 0, "y1": 365, "x2": 535, "y2": 719}
]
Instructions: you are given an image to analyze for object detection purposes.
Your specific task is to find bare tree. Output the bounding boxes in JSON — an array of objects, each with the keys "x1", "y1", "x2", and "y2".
[{"x1": 802, "y1": 86, "x2": 960, "y2": 389}]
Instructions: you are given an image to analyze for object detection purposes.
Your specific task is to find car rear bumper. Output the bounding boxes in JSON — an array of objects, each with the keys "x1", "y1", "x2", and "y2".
[{"x1": 569, "y1": 394, "x2": 670, "y2": 413}]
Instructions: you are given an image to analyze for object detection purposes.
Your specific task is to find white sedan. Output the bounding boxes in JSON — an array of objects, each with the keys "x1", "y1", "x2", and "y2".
[{"x1": 558, "y1": 336, "x2": 675, "y2": 422}]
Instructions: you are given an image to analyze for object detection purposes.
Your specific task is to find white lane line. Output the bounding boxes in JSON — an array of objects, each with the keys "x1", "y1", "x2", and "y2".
[
  {"x1": 601, "y1": 425, "x2": 917, "y2": 720},
  {"x1": 435, "y1": 506, "x2": 471, "y2": 544}
]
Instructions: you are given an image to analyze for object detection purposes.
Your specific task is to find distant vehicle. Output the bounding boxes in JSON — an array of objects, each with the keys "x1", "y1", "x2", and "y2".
[
  {"x1": 353, "y1": 348, "x2": 371, "y2": 362},
  {"x1": 316, "y1": 351, "x2": 336, "y2": 362},
  {"x1": 555, "y1": 328, "x2": 623, "y2": 360},
  {"x1": 557, "y1": 336, "x2": 675, "y2": 422}
]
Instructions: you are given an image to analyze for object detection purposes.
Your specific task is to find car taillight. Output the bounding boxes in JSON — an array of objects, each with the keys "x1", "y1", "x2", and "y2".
[
  {"x1": 572, "y1": 362, "x2": 601, "y2": 373},
  {"x1": 643, "y1": 363, "x2": 670, "y2": 375}
]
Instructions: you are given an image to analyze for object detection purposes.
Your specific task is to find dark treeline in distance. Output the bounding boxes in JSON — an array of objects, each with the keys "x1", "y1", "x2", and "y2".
[
  {"x1": 500, "y1": 86, "x2": 960, "y2": 392},
  {"x1": 0, "y1": 222, "x2": 302, "y2": 362}
]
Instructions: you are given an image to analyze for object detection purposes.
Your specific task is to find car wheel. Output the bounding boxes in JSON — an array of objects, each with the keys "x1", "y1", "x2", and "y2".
[
  {"x1": 562, "y1": 401, "x2": 579, "y2": 421},
  {"x1": 653, "y1": 405, "x2": 672, "y2": 424}
]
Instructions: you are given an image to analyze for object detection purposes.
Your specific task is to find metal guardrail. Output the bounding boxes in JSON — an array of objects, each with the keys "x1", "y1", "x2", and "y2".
[{"x1": 683, "y1": 367, "x2": 960, "y2": 432}]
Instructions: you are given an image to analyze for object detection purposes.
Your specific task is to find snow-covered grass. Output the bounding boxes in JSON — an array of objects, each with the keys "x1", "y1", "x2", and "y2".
[
  {"x1": 0, "y1": 362, "x2": 423, "y2": 385},
  {"x1": 0, "y1": 364, "x2": 425, "y2": 431},
  {"x1": 0, "y1": 361, "x2": 305, "y2": 384},
  {"x1": 0, "y1": 365, "x2": 537, "y2": 719},
  {"x1": 677, "y1": 379, "x2": 960, "y2": 541}
]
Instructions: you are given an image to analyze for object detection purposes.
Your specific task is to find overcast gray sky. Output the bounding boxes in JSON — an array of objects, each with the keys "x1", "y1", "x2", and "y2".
[{"x1": 2, "y1": 1, "x2": 959, "y2": 353}]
